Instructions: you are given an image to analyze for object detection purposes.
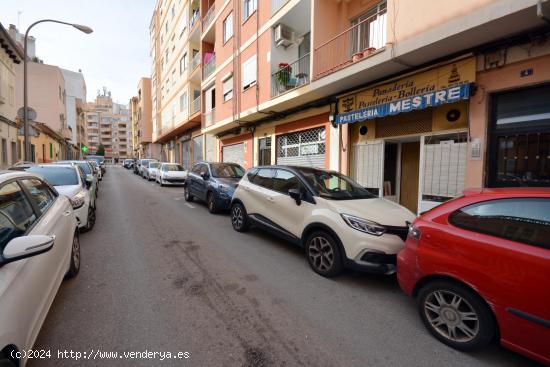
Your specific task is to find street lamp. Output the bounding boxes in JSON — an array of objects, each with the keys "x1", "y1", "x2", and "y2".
[{"x1": 23, "y1": 19, "x2": 93, "y2": 161}]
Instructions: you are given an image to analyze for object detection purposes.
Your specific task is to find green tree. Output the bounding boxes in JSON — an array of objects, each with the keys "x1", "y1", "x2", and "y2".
[{"x1": 96, "y1": 144, "x2": 105, "y2": 156}]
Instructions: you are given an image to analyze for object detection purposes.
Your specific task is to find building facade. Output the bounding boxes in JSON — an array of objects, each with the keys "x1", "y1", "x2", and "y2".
[
  {"x1": 61, "y1": 68, "x2": 87, "y2": 158},
  {"x1": 86, "y1": 92, "x2": 133, "y2": 161},
  {"x1": 131, "y1": 77, "x2": 160, "y2": 159},
  {"x1": 0, "y1": 23, "x2": 22, "y2": 168},
  {"x1": 149, "y1": 0, "x2": 550, "y2": 214}
]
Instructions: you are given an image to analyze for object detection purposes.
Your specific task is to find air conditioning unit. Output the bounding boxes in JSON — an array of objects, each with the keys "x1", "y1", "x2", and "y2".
[{"x1": 274, "y1": 23, "x2": 295, "y2": 48}]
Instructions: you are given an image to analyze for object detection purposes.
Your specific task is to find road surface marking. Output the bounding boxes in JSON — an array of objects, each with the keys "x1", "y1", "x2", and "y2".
[{"x1": 184, "y1": 203, "x2": 195, "y2": 208}]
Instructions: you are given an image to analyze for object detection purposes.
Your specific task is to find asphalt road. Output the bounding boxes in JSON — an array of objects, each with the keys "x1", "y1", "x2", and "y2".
[{"x1": 30, "y1": 166, "x2": 541, "y2": 367}]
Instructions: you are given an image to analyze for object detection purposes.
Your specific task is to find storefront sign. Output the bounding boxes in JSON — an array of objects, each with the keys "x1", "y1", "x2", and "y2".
[{"x1": 336, "y1": 57, "x2": 476, "y2": 125}]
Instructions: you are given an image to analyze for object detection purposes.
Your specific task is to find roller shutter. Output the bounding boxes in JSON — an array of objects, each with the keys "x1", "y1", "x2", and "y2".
[{"x1": 222, "y1": 143, "x2": 245, "y2": 167}]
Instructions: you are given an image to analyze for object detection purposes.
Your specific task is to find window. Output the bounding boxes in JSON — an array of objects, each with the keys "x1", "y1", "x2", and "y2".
[
  {"x1": 350, "y1": 2, "x2": 387, "y2": 55},
  {"x1": 243, "y1": 0, "x2": 257, "y2": 20},
  {"x1": 49, "y1": 143, "x2": 53, "y2": 159},
  {"x1": 272, "y1": 170, "x2": 301, "y2": 193},
  {"x1": 191, "y1": 163, "x2": 202, "y2": 174},
  {"x1": 0, "y1": 182, "x2": 37, "y2": 250},
  {"x1": 193, "y1": 135, "x2": 204, "y2": 162},
  {"x1": 1, "y1": 139, "x2": 7, "y2": 164},
  {"x1": 205, "y1": 86, "x2": 216, "y2": 111},
  {"x1": 171, "y1": 4, "x2": 175, "y2": 18},
  {"x1": 180, "y1": 92, "x2": 188, "y2": 112},
  {"x1": 172, "y1": 70, "x2": 176, "y2": 85},
  {"x1": 251, "y1": 168, "x2": 275, "y2": 189},
  {"x1": 199, "y1": 164, "x2": 209, "y2": 177},
  {"x1": 223, "y1": 12, "x2": 233, "y2": 43},
  {"x1": 242, "y1": 55, "x2": 257, "y2": 90},
  {"x1": 222, "y1": 76, "x2": 233, "y2": 102},
  {"x1": 20, "y1": 179, "x2": 56, "y2": 214},
  {"x1": 489, "y1": 84, "x2": 550, "y2": 187},
  {"x1": 180, "y1": 53, "x2": 188, "y2": 74},
  {"x1": 165, "y1": 49, "x2": 169, "y2": 63},
  {"x1": 11, "y1": 142, "x2": 16, "y2": 165},
  {"x1": 450, "y1": 198, "x2": 550, "y2": 249},
  {"x1": 258, "y1": 137, "x2": 271, "y2": 165}
]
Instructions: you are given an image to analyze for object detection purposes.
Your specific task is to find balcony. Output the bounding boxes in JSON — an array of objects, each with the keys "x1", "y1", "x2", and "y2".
[
  {"x1": 271, "y1": 53, "x2": 310, "y2": 98},
  {"x1": 204, "y1": 109, "x2": 215, "y2": 127},
  {"x1": 192, "y1": 51, "x2": 201, "y2": 70},
  {"x1": 202, "y1": 4, "x2": 215, "y2": 32},
  {"x1": 272, "y1": 0, "x2": 290, "y2": 15},
  {"x1": 189, "y1": 7, "x2": 200, "y2": 30},
  {"x1": 203, "y1": 54, "x2": 216, "y2": 79},
  {"x1": 313, "y1": 8, "x2": 386, "y2": 80}
]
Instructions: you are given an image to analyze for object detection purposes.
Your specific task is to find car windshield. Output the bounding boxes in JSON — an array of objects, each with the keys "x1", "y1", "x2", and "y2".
[
  {"x1": 76, "y1": 163, "x2": 92, "y2": 175},
  {"x1": 164, "y1": 164, "x2": 183, "y2": 171},
  {"x1": 210, "y1": 163, "x2": 244, "y2": 178},
  {"x1": 88, "y1": 161, "x2": 98, "y2": 168},
  {"x1": 25, "y1": 166, "x2": 78, "y2": 186},
  {"x1": 149, "y1": 162, "x2": 159, "y2": 168},
  {"x1": 85, "y1": 155, "x2": 104, "y2": 164},
  {"x1": 297, "y1": 168, "x2": 375, "y2": 200}
]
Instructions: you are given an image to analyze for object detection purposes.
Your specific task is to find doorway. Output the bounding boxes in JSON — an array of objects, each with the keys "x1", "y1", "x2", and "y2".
[{"x1": 399, "y1": 141, "x2": 420, "y2": 213}]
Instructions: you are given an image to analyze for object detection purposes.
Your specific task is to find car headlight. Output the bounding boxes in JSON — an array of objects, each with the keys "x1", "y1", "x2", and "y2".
[
  {"x1": 341, "y1": 214, "x2": 386, "y2": 236},
  {"x1": 69, "y1": 190, "x2": 87, "y2": 209}
]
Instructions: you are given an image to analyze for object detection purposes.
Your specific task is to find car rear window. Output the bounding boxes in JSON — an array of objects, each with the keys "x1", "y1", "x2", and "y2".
[
  {"x1": 26, "y1": 166, "x2": 79, "y2": 186},
  {"x1": 449, "y1": 198, "x2": 550, "y2": 249}
]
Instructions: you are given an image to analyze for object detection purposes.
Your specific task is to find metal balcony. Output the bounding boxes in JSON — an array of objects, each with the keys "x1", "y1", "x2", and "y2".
[{"x1": 271, "y1": 53, "x2": 310, "y2": 98}]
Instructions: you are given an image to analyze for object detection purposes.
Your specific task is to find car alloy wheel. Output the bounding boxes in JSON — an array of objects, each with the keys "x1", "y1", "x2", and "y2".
[
  {"x1": 231, "y1": 203, "x2": 249, "y2": 232},
  {"x1": 66, "y1": 234, "x2": 81, "y2": 279},
  {"x1": 208, "y1": 193, "x2": 217, "y2": 214},
  {"x1": 418, "y1": 281, "x2": 495, "y2": 350},
  {"x1": 184, "y1": 187, "x2": 193, "y2": 202},
  {"x1": 306, "y1": 231, "x2": 343, "y2": 277},
  {"x1": 86, "y1": 206, "x2": 96, "y2": 231},
  {"x1": 423, "y1": 290, "x2": 479, "y2": 343}
]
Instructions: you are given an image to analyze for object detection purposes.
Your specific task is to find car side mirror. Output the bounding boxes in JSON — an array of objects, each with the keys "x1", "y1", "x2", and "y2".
[
  {"x1": 200, "y1": 172, "x2": 209, "y2": 180},
  {"x1": 288, "y1": 188, "x2": 302, "y2": 206},
  {"x1": 2, "y1": 235, "x2": 55, "y2": 264}
]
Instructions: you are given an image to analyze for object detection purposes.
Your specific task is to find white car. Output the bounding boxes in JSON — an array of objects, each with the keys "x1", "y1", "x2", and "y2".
[
  {"x1": 145, "y1": 162, "x2": 160, "y2": 181},
  {"x1": 156, "y1": 163, "x2": 187, "y2": 186},
  {"x1": 230, "y1": 166, "x2": 416, "y2": 277},
  {"x1": 0, "y1": 170, "x2": 80, "y2": 367},
  {"x1": 87, "y1": 160, "x2": 102, "y2": 181},
  {"x1": 25, "y1": 164, "x2": 96, "y2": 231},
  {"x1": 139, "y1": 159, "x2": 157, "y2": 178}
]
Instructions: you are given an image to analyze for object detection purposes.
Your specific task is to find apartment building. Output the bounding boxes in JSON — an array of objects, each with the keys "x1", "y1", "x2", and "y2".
[
  {"x1": 86, "y1": 92, "x2": 133, "y2": 161},
  {"x1": 0, "y1": 23, "x2": 22, "y2": 168},
  {"x1": 131, "y1": 77, "x2": 161, "y2": 159},
  {"x1": 150, "y1": 0, "x2": 550, "y2": 214},
  {"x1": 61, "y1": 68, "x2": 87, "y2": 157}
]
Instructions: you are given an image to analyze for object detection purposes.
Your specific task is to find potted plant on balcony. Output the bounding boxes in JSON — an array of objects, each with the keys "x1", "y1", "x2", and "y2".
[
  {"x1": 363, "y1": 47, "x2": 376, "y2": 57},
  {"x1": 275, "y1": 62, "x2": 292, "y2": 92},
  {"x1": 352, "y1": 52, "x2": 364, "y2": 62}
]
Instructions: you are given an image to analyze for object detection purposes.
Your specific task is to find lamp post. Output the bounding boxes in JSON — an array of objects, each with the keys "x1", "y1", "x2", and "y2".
[{"x1": 23, "y1": 20, "x2": 93, "y2": 161}]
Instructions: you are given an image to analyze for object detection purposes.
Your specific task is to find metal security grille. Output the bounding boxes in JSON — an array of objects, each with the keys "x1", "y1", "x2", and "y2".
[{"x1": 276, "y1": 127, "x2": 326, "y2": 168}]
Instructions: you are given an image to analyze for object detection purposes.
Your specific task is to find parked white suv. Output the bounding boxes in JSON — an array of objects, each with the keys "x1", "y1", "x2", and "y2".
[
  {"x1": 0, "y1": 171, "x2": 80, "y2": 366},
  {"x1": 231, "y1": 166, "x2": 416, "y2": 277}
]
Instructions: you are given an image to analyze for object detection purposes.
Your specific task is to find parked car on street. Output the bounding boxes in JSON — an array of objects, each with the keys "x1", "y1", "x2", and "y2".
[
  {"x1": 24, "y1": 164, "x2": 96, "y2": 231},
  {"x1": 139, "y1": 159, "x2": 157, "y2": 178},
  {"x1": 84, "y1": 155, "x2": 105, "y2": 175},
  {"x1": 145, "y1": 162, "x2": 160, "y2": 181},
  {"x1": 185, "y1": 162, "x2": 245, "y2": 213},
  {"x1": 123, "y1": 159, "x2": 134, "y2": 169},
  {"x1": 0, "y1": 170, "x2": 80, "y2": 367},
  {"x1": 397, "y1": 188, "x2": 550, "y2": 365},
  {"x1": 8, "y1": 161, "x2": 36, "y2": 171},
  {"x1": 230, "y1": 166, "x2": 415, "y2": 277},
  {"x1": 87, "y1": 160, "x2": 102, "y2": 181},
  {"x1": 156, "y1": 163, "x2": 186, "y2": 186},
  {"x1": 56, "y1": 161, "x2": 98, "y2": 201}
]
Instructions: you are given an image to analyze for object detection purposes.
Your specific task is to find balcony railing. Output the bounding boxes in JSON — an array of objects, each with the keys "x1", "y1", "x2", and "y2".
[
  {"x1": 192, "y1": 52, "x2": 201, "y2": 70},
  {"x1": 189, "y1": 9, "x2": 200, "y2": 30},
  {"x1": 202, "y1": 4, "x2": 215, "y2": 31},
  {"x1": 313, "y1": 9, "x2": 387, "y2": 80},
  {"x1": 271, "y1": 53, "x2": 311, "y2": 98},
  {"x1": 192, "y1": 96, "x2": 200, "y2": 114},
  {"x1": 204, "y1": 109, "x2": 215, "y2": 127},
  {"x1": 271, "y1": 0, "x2": 290, "y2": 15},
  {"x1": 203, "y1": 54, "x2": 216, "y2": 78}
]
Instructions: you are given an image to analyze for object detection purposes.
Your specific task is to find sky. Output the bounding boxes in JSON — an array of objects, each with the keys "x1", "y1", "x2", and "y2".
[{"x1": 1, "y1": 0, "x2": 154, "y2": 105}]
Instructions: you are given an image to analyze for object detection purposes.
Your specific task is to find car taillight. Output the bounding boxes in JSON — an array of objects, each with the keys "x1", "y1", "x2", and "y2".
[{"x1": 407, "y1": 223, "x2": 422, "y2": 241}]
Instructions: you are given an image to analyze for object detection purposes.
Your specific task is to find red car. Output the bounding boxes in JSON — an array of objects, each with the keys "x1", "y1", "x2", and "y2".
[{"x1": 397, "y1": 188, "x2": 550, "y2": 365}]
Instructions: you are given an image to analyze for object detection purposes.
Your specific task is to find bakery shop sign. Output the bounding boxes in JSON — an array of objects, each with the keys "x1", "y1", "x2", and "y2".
[{"x1": 335, "y1": 57, "x2": 475, "y2": 125}]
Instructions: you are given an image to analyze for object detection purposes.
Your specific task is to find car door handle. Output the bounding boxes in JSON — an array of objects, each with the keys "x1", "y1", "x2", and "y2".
[
  {"x1": 267, "y1": 197, "x2": 274, "y2": 202},
  {"x1": 244, "y1": 186, "x2": 250, "y2": 191},
  {"x1": 63, "y1": 210, "x2": 72, "y2": 216}
]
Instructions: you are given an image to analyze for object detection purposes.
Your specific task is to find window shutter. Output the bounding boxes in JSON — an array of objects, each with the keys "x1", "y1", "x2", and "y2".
[{"x1": 242, "y1": 55, "x2": 257, "y2": 89}]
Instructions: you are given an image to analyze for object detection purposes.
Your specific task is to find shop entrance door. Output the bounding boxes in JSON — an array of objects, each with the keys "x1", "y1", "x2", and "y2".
[{"x1": 399, "y1": 141, "x2": 420, "y2": 213}]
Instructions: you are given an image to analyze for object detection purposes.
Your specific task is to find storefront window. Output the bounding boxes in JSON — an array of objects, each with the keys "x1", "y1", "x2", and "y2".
[
  {"x1": 258, "y1": 137, "x2": 271, "y2": 166},
  {"x1": 489, "y1": 84, "x2": 550, "y2": 187}
]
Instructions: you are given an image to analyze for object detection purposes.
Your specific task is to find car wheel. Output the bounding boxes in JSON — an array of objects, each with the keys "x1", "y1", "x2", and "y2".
[
  {"x1": 417, "y1": 280, "x2": 496, "y2": 351},
  {"x1": 306, "y1": 231, "x2": 343, "y2": 277},
  {"x1": 85, "y1": 206, "x2": 96, "y2": 232},
  {"x1": 65, "y1": 233, "x2": 81, "y2": 279},
  {"x1": 184, "y1": 186, "x2": 194, "y2": 202},
  {"x1": 230, "y1": 203, "x2": 249, "y2": 232},
  {"x1": 207, "y1": 192, "x2": 218, "y2": 214}
]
